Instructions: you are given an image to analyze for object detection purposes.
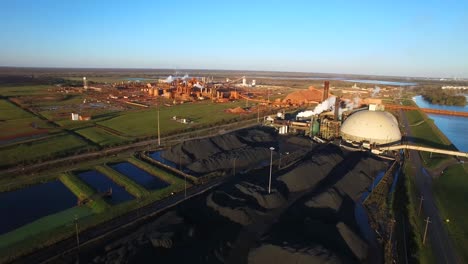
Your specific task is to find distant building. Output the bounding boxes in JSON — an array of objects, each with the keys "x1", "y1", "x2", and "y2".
[
  {"x1": 442, "y1": 86, "x2": 468, "y2": 90},
  {"x1": 71, "y1": 113, "x2": 79, "y2": 121}
]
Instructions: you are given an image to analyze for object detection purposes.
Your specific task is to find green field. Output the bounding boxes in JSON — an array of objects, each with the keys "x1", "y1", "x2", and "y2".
[
  {"x1": 0, "y1": 82, "x2": 260, "y2": 168},
  {"x1": 75, "y1": 126, "x2": 129, "y2": 146},
  {"x1": 0, "y1": 206, "x2": 92, "y2": 262},
  {"x1": 0, "y1": 85, "x2": 53, "y2": 97},
  {"x1": 0, "y1": 134, "x2": 92, "y2": 168},
  {"x1": 97, "y1": 101, "x2": 248, "y2": 137},
  {"x1": 433, "y1": 163, "x2": 468, "y2": 263},
  {"x1": 404, "y1": 109, "x2": 455, "y2": 168},
  {"x1": 0, "y1": 99, "x2": 56, "y2": 140},
  {"x1": 0, "y1": 99, "x2": 33, "y2": 120}
]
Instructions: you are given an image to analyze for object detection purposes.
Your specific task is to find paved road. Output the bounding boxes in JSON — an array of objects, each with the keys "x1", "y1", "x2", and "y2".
[{"x1": 400, "y1": 110, "x2": 461, "y2": 264}]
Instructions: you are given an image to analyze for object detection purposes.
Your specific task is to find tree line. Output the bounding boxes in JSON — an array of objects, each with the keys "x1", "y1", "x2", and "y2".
[{"x1": 421, "y1": 89, "x2": 467, "y2": 106}]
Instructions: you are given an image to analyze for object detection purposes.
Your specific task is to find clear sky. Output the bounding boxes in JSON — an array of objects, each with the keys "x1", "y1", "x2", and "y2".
[{"x1": 1, "y1": 0, "x2": 467, "y2": 78}]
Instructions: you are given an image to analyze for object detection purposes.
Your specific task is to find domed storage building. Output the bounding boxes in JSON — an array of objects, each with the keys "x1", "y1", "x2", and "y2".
[{"x1": 340, "y1": 110, "x2": 401, "y2": 145}]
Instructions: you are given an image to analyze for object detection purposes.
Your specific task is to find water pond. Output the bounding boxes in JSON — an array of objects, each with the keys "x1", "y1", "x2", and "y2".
[
  {"x1": 0, "y1": 180, "x2": 77, "y2": 235},
  {"x1": 110, "y1": 162, "x2": 170, "y2": 190},
  {"x1": 77, "y1": 170, "x2": 134, "y2": 205}
]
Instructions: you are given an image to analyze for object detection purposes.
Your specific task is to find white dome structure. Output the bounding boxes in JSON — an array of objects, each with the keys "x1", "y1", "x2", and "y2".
[{"x1": 340, "y1": 110, "x2": 401, "y2": 145}]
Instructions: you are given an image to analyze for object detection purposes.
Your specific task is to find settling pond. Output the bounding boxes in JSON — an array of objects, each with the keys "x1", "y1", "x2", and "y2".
[
  {"x1": 77, "y1": 170, "x2": 134, "y2": 205},
  {"x1": 0, "y1": 180, "x2": 76, "y2": 235},
  {"x1": 110, "y1": 162, "x2": 169, "y2": 190}
]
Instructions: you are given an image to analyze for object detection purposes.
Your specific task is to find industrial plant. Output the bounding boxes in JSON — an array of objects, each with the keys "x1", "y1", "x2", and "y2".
[{"x1": 265, "y1": 81, "x2": 402, "y2": 154}]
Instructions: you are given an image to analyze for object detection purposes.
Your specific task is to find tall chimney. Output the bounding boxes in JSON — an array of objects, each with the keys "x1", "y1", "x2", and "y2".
[
  {"x1": 334, "y1": 97, "x2": 340, "y2": 120},
  {"x1": 322, "y1": 81, "x2": 329, "y2": 102}
]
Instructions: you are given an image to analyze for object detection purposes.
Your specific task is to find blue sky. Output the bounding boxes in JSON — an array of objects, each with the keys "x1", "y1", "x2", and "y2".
[{"x1": 1, "y1": 0, "x2": 467, "y2": 77}]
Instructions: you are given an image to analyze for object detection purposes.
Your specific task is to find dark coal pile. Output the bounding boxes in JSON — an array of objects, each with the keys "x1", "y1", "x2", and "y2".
[
  {"x1": 88, "y1": 128, "x2": 391, "y2": 264},
  {"x1": 160, "y1": 127, "x2": 278, "y2": 175}
]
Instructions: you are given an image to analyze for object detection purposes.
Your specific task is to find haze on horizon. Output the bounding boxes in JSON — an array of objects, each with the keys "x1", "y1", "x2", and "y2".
[{"x1": 1, "y1": 0, "x2": 468, "y2": 78}]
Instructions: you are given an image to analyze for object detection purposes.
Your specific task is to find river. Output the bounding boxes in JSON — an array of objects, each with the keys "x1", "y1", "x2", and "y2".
[
  {"x1": 256, "y1": 76, "x2": 417, "y2": 86},
  {"x1": 413, "y1": 95, "x2": 468, "y2": 152}
]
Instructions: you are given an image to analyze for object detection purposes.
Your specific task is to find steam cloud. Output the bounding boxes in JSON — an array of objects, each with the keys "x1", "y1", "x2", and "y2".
[
  {"x1": 297, "y1": 96, "x2": 337, "y2": 118},
  {"x1": 164, "y1": 74, "x2": 190, "y2": 83},
  {"x1": 194, "y1": 83, "x2": 204, "y2": 90},
  {"x1": 165, "y1": 75, "x2": 174, "y2": 83},
  {"x1": 372, "y1": 86, "x2": 381, "y2": 97},
  {"x1": 296, "y1": 95, "x2": 361, "y2": 119}
]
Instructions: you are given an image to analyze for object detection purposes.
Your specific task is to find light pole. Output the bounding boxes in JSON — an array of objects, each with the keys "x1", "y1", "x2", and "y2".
[
  {"x1": 157, "y1": 100, "x2": 161, "y2": 146},
  {"x1": 268, "y1": 147, "x2": 275, "y2": 194},
  {"x1": 74, "y1": 215, "x2": 80, "y2": 263},
  {"x1": 233, "y1": 156, "x2": 238, "y2": 177},
  {"x1": 278, "y1": 152, "x2": 282, "y2": 170},
  {"x1": 418, "y1": 195, "x2": 424, "y2": 216},
  {"x1": 423, "y1": 217, "x2": 431, "y2": 245}
]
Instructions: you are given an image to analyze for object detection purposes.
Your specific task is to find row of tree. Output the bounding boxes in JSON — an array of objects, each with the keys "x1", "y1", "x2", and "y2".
[{"x1": 421, "y1": 89, "x2": 467, "y2": 106}]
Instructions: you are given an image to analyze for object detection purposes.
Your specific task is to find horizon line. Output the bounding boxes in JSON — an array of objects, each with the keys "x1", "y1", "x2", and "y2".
[{"x1": 0, "y1": 66, "x2": 466, "y2": 80}]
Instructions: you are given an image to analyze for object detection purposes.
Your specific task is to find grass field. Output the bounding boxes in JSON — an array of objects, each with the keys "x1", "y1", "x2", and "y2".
[
  {"x1": 75, "y1": 126, "x2": 129, "y2": 146},
  {"x1": 0, "y1": 99, "x2": 34, "y2": 120},
  {"x1": 404, "y1": 109, "x2": 455, "y2": 168},
  {"x1": 0, "y1": 85, "x2": 53, "y2": 97},
  {"x1": 97, "y1": 101, "x2": 249, "y2": 137},
  {"x1": 0, "y1": 134, "x2": 92, "y2": 168},
  {"x1": 0, "y1": 206, "x2": 92, "y2": 251},
  {"x1": 433, "y1": 163, "x2": 468, "y2": 263},
  {"x1": 0, "y1": 99, "x2": 56, "y2": 140}
]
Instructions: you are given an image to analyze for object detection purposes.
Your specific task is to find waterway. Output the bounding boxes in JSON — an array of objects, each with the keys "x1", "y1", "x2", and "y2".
[
  {"x1": 110, "y1": 162, "x2": 170, "y2": 190},
  {"x1": 257, "y1": 76, "x2": 416, "y2": 86},
  {"x1": 0, "y1": 180, "x2": 77, "y2": 235},
  {"x1": 77, "y1": 170, "x2": 134, "y2": 205},
  {"x1": 124, "y1": 78, "x2": 158, "y2": 81},
  {"x1": 413, "y1": 95, "x2": 468, "y2": 152}
]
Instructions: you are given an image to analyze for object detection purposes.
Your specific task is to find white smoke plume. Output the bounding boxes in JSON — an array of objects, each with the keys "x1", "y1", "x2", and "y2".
[
  {"x1": 165, "y1": 75, "x2": 174, "y2": 83},
  {"x1": 297, "y1": 96, "x2": 337, "y2": 118},
  {"x1": 341, "y1": 96, "x2": 361, "y2": 110},
  {"x1": 194, "y1": 83, "x2": 204, "y2": 90},
  {"x1": 182, "y1": 74, "x2": 189, "y2": 80},
  {"x1": 372, "y1": 86, "x2": 381, "y2": 97}
]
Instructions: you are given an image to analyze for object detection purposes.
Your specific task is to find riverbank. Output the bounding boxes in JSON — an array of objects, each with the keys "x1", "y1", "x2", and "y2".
[
  {"x1": 400, "y1": 97, "x2": 467, "y2": 263},
  {"x1": 404, "y1": 99, "x2": 456, "y2": 169}
]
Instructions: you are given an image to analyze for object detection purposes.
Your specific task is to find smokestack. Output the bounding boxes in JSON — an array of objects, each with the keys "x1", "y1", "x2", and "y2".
[
  {"x1": 323, "y1": 81, "x2": 330, "y2": 102},
  {"x1": 334, "y1": 97, "x2": 340, "y2": 120}
]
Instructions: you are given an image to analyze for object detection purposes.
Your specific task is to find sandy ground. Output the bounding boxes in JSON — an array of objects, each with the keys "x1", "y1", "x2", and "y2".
[{"x1": 88, "y1": 127, "x2": 390, "y2": 264}]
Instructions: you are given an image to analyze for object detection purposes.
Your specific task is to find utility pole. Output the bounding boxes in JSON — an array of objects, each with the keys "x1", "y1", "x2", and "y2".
[
  {"x1": 233, "y1": 156, "x2": 237, "y2": 176},
  {"x1": 74, "y1": 215, "x2": 80, "y2": 264},
  {"x1": 180, "y1": 154, "x2": 186, "y2": 198},
  {"x1": 268, "y1": 147, "x2": 275, "y2": 194},
  {"x1": 278, "y1": 152, "x2": 282, "y2": 170},
  {"x1": 418, "y1": 196, "x2": 424, "y2": 216},
  {"x1": 423, "y1": 217, "x2": 431, "y2": 245},
  {"x1": 157, "y1": 100, "x2": 161, "y2": 146},
  {"x1": 257, "y1": 104, "x2": 260, "y2": 123},
  {"x1": 389, "y1": 218, "x2": 396, "y2": 243}
]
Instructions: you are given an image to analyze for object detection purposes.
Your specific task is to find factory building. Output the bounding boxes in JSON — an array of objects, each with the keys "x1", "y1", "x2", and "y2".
[{"x1": 340, "y1": 110, "x2": 401, "y2": 145}]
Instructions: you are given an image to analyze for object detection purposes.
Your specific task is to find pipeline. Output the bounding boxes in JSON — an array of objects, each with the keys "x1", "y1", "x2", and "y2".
[{"x1": 379, "y1": 144, "x2": 468, "y2": 158}]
